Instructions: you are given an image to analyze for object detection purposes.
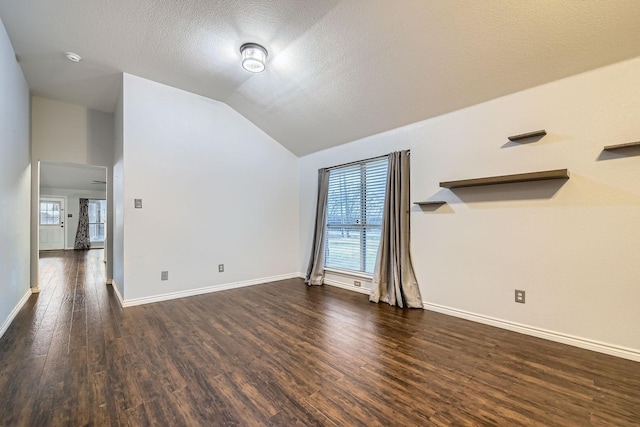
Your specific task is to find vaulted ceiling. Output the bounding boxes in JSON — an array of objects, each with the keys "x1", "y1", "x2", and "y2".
[{"x1": 2, "y1": 1, "x2": 640, "y2": 156}]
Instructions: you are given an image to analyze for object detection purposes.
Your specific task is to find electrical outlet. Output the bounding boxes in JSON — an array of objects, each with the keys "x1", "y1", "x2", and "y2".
[
  {"x1": 218, "y1": 264, "x2": 224, "y2": 273},
  {"x1": 515, "y1": 289, "x2": 525, "y2": 303},
  {"x1": 354, "y1": 281, "x2": 361, "y2": 287},
  {"x1": 134, "y1": 199, "x2": 143, "y2": 209},
  {"x1": 161, "y1": 271, "x2": 168, "y2": 281}
]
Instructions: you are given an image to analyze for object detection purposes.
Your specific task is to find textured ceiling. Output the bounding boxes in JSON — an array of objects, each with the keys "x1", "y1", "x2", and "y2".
[{"x1": 2, "y1": 1, "x2": 640, "y2": 156}]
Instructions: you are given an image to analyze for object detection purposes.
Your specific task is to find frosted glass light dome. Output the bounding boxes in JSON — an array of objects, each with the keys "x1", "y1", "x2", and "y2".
[{"x1": 240, "y1": 43, "x2": 267, "y2": 73}]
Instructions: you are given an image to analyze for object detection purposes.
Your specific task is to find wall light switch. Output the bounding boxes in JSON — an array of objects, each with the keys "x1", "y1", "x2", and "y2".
[{"x1": 134, "y1": 199, "x2": 142, "y2": 209}]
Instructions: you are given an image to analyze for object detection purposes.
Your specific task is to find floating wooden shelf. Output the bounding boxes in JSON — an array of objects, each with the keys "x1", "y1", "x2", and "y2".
[
  {"x1": 440, "y1": 169, "x2": 569, "y2": 189},
  {"x1": 603, "y1": 141, "x2": 640, "y2": 151},
  {"x1": 414, "y1": 201, "x2": 446, "y2": 206},
  {"x1": 508, "y1": 130, "x2": 547, "y2": 141}
]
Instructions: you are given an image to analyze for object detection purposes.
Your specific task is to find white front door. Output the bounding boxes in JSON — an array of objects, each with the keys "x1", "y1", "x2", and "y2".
[{"x1": 39, "y1": 197, "x2": 65, "y2": 250}]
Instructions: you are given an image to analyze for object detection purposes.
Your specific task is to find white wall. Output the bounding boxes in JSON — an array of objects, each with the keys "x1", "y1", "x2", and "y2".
[
  {"x1": 113, "y1": 80, "x2": 124, "y2": 298},
  {"x1": 119, "y1": 74, "x2": 299, "y2": 302},
  {"x1": 31, "y1": 97, "x2": 114, "y2": 284},
  {"x1": 0, "y1": 17, "x2": 31, "y2": 337},
  {"x1": 32, "y1": 97, "x2": 114, "y2": 164},
  {"x1": 299, "y1": 57, "x2": 640, "y2": 357},
  {"x1": 40, "y1": 187, "x2": 107, "y2": 249}
]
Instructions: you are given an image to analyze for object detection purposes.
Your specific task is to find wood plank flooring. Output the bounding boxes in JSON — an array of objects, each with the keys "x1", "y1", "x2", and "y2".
[{"x1": 1, "y1": 249, "x2": 639, "y2": 425}]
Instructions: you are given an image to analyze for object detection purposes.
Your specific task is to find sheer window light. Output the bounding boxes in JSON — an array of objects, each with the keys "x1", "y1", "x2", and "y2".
[{"x1": 324, "y1": 157, "x2": 388, "y2": 274}]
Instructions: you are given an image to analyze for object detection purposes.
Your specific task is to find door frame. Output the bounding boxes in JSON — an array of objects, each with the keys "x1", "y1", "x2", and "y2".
[{"x1": 38, "y1": 195, "x2": 68, "y2": 251}]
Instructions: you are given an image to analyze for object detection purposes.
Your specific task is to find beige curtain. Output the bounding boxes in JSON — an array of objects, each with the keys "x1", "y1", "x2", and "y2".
[
  {"x1": 305, "y1": 168, "x2": 329, "y2": 286},
  {"x1": 370, "y1": 151, "x2": 423, "y2": 308}
]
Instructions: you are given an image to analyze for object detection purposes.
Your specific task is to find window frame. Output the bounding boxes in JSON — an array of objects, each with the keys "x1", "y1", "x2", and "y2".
[
  {"x1": 323, "y1": 155, "x2": 388, "y2": 275},
  {"x1": 88, "y1": 199, "x2": 107, "y2": 243}
]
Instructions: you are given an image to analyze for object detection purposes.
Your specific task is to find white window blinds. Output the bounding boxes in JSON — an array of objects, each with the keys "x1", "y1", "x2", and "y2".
[
  {"x1": 325, "y1": 156, "x2": 388, "y2": 274},
  {"x1": 88, "y1": 199, "x2": 107, "y2": 243}
]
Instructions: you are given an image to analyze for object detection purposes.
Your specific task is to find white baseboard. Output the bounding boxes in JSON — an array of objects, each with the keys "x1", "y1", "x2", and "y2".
[
  {"x1": 106, "y1": 278, "x2": 113, "y2": 285},
  {"x1": 0, "y1": 288, "x2": 32, "y2": 340},
  {"x1": 324, "y1": 278, "x2": 371, "y2": 296},
  {"x1": 121, "y1": 272, "x2": 301, "y2": 308},
  {"x1": 424, "y1": 302, "x2": 640, "y2": 363},
  {"x1": 111, "y1": 279, "x2": 124, "y2": 308}
]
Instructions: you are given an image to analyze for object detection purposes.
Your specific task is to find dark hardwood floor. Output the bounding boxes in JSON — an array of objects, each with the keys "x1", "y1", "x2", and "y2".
[{"x1": 1, "y1": 250, "x2": 639, "y2": 425}]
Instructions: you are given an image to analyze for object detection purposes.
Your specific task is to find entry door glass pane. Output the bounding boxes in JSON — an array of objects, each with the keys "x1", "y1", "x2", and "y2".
[{"x1": 40, "y1": 201, "x2": 61, "y2": 225}]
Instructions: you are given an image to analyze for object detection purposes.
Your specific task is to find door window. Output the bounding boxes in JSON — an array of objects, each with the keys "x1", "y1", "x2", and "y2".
[{"x1": 40, "y1": 201, "x2": 61, "y2": 225}]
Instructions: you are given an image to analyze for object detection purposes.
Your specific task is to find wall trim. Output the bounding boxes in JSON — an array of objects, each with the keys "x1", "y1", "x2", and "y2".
[
  {"x1": 424, "y1": 302, "x2": 640, "y2": 363},
  {"x1": 324, "y1": 278, "x2": 371, "y2": 296},
  {"x1": 111, "y1": 279, "x2": 124, "y2": 308},
  {"x1": 0, "y1": 288, "x2": 32, "y2": 340},
  {"x1": 121, "y1": 272, "x2": 301, "y2": 308}
]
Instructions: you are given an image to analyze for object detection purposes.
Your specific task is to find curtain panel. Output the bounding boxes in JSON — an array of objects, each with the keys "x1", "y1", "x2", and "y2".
[
  {"x1": 305, "y1": 168, "x2": 330, "y2": 286},
  {"x1": 74, "y1": 198, "x2": 91, "y2": 250},
  {"x1": 370, "y1": 151, "x2": 423, "y2": 308}
]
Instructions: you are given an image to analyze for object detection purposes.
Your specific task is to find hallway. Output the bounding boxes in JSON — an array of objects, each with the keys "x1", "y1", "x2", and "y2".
[{"x1": 1, "y1": 250, "x2": 120, "y2": 425}]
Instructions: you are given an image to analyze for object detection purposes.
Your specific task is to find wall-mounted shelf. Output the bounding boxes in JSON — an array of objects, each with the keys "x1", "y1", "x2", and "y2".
[
  {"x1": 414, "y1": 201, "x2": 446, "y2": 206},
  {"x1": 440, "y1": 169, "x2": 569, "y2": 189},
  {"x1": 508, "y1": 130, "x2": 547, "y2": 141},
  {"x1": 603, "y1": 141, "x2": 640, "y2": 151}
]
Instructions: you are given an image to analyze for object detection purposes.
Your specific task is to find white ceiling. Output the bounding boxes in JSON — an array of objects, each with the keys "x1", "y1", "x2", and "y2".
[
  {"x1": 40, "y1": 162, "x2": 107, "y2": 192},
  {"x1": 2, "y1": 1, "x2": 640, "y2": 156}
]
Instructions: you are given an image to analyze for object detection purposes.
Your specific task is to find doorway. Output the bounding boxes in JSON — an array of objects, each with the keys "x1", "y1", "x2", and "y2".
[
  {"x1": 33, "y1": 161, "x2": 111, "y2": 293},
  {"x1": 39, "y1": 162, "x2": 107, "y2": 254}
]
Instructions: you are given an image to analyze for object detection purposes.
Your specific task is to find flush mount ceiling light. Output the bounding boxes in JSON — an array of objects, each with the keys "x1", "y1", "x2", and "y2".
[
  {"x1": 240, "y1": 43, "x2": 267, "y2": 73},
  {"x1": 65, "y1": 52, "x2": 81, "y2": 62}
]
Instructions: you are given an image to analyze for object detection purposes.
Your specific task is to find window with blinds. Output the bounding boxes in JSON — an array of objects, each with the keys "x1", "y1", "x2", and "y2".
[
  {"x1": 325, "y1": 156, "x2": 388, "y2": 274},
  {"x1": 88, "y1": 199, "x2": 107, "y2": 243}
]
